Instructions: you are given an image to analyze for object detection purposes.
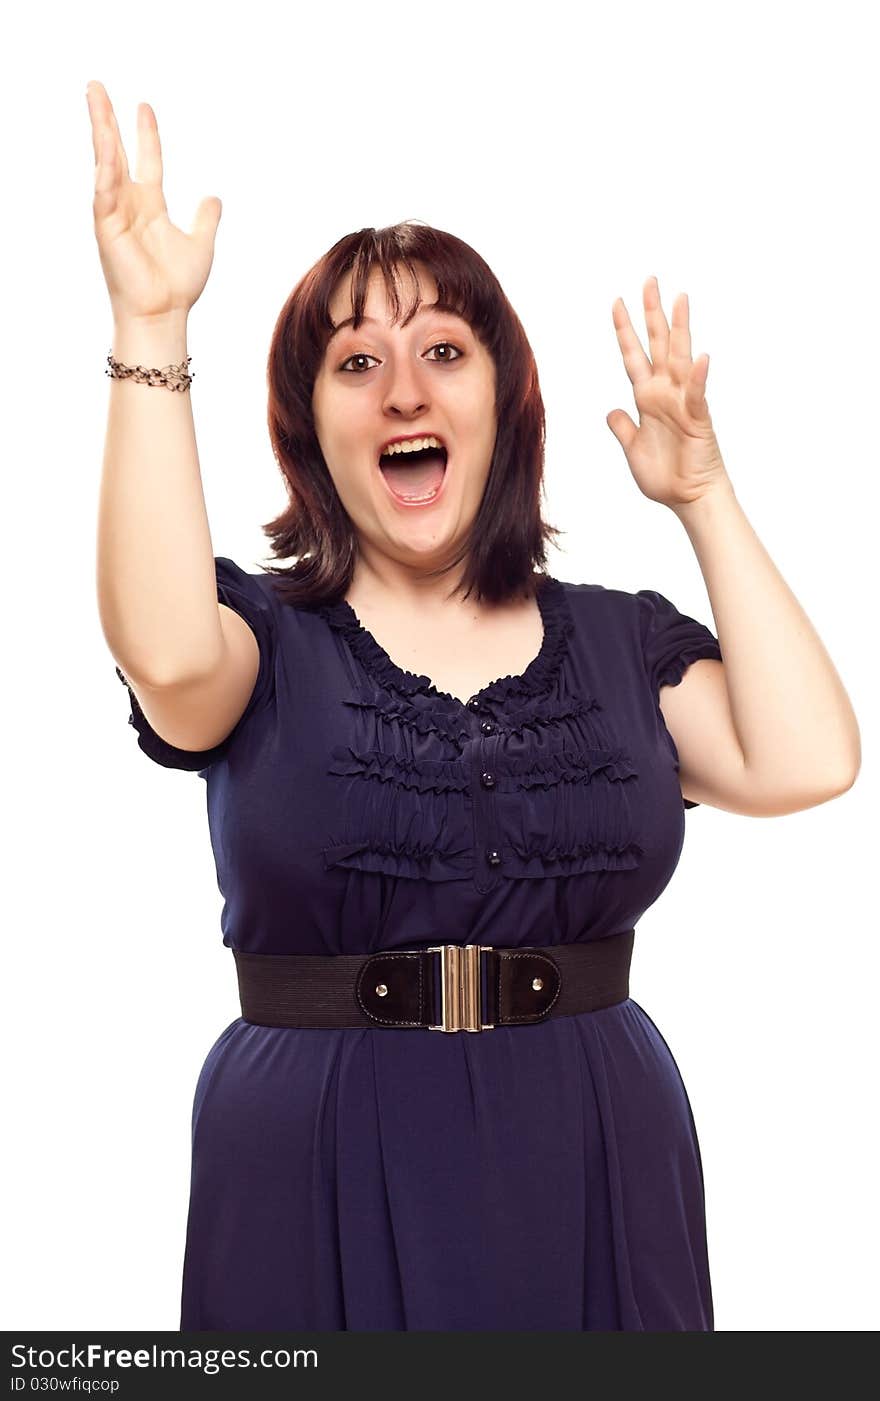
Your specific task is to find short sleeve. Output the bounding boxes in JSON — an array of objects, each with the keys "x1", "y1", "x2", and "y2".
[
  {"x1": 114, "y1": 556, "x2": 278, "y2": 773},
  {"x1": 637, "y1": 588, "x2": 723, "y2": 809}
]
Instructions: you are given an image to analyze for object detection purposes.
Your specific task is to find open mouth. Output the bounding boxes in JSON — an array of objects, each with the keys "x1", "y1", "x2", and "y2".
[{"x1": 377, "y1": 444, "x2": 448, "y2": 505}]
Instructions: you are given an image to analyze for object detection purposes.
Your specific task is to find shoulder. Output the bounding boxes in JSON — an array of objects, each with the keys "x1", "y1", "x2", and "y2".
[
  {"x1": 554, "y1": 577, "x2": 644, "y2": 631},
  {"x1": 211, "y1": 557, "x2": 285, "y2": 651},
  {"x1": 555, "y1": 578, "x2": 638, "y2": 605},
  {"x1": 217, "y1": 557, "x2": 320, "y2": 634},
  {"x1": 555, "y1": 578, "x2": 716, "y2": 642}
]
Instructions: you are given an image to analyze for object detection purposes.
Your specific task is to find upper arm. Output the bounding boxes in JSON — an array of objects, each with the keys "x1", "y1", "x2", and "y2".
[
  {"x1": 637, "y1": 587, "x2": 853, "y2": 817},
  {"x1": 636, "y1": 586, "x2": 732, "y2": 812},
  {"x1": 120, "y1": 604, "x2": 260, "y2": 755},
  {"x1": 636, "y1": 584, "x2": 782, "y2": 815},
  {"x1": 657, "y1": 657, "x2": 748, "y2": 812},
  {"x1": 661, "y1": 659, "x2": 856, "y2": 817},
  {"x1": 113, "y1": 556, "x2": 278, "y2": 772}
]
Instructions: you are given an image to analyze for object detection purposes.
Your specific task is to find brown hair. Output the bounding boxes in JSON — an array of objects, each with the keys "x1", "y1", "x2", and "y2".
[{"x1": 259, "y1": 220, "x2": 564, "y2": 608}]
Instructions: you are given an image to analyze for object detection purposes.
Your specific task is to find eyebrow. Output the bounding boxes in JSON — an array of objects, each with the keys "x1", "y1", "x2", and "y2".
[{"x1": 328, "y1": 299, "x2": 466, "y2": 340}]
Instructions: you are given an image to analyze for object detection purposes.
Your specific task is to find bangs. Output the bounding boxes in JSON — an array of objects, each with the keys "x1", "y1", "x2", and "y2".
[{"x1": 311, "y1": 226, "x2": 494, "y2": 359}]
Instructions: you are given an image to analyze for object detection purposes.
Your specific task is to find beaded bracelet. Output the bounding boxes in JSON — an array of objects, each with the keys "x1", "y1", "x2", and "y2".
[{"x1": 106, "y1": 351, "x2": 194, "y2": 392}]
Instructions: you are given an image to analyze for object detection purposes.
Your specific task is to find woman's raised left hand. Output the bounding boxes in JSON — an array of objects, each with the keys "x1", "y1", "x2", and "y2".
[{"x1": 606, "y1": 275, "x2": 732, "y2": 509}]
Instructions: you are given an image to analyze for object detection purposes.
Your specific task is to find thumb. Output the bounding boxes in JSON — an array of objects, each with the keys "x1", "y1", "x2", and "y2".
[
  {"x1": 606, "y1": 409, "x2": 638, "y2": 453},
  {"x1": 191, "y1": 195, "x2": 222, "y2": 244}
]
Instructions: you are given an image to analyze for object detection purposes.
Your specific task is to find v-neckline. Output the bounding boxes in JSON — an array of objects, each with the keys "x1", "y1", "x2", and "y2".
[{"x1": 317, "y1": 574, "x2": 572, "y2": 712}]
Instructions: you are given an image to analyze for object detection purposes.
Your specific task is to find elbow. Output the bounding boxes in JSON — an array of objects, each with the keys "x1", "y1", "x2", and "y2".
[
  {"x1": 736, "y1": 761, "x2": 860, "y2": 817},
  {"x1": 831, "y1": 760, "x2": 860, "y2": 796},
  {"x1": 828, "y1": 735, "x2": 862, "y2": 797}
]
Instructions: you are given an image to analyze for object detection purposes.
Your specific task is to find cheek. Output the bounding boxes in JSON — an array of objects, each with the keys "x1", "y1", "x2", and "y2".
[
  {"x1": 310, "y1": 370, "x2": 337, "y2": 431},
  {"x1": 334, "y1": 461, "x2": 371, "y2": 507}
]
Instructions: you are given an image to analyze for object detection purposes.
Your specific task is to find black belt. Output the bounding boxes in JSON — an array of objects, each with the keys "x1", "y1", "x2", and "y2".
[{"x1": 233, "y1": 930, "x2": 634, "y2": 1032}]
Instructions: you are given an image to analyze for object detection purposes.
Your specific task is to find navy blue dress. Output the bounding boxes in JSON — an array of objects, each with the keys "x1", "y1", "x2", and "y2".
[{"x1": 115, "y1": 557, "x2": 724, "y2": 1331}]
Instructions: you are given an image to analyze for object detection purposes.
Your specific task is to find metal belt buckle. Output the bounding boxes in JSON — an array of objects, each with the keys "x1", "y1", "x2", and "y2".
[{"x1": 426, "y1": 944, "x2": 494, "y2": 1032}]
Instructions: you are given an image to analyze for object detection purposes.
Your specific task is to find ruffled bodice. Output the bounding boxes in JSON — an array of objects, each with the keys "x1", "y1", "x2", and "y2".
[
  {"x1": 316, "y1": 573, "x2": 573, "y2": 711},
  {"x1": 311, "y1": 576, "x2": 647, "y2": 889},
  {"x1": 114, "y1": 557, "x2": 723, "y2": 953}
]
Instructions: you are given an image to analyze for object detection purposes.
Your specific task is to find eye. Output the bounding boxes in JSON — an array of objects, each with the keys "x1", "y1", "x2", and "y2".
[
  {"x1": 338, "y1": 353, "x2": 379, "y2": 374},
  {"x1": 338, "y1": 342, "x2": 464, "y2": 374},
  {"x1": 425, "y1": 341, "x2": 463, "y2": 364}
]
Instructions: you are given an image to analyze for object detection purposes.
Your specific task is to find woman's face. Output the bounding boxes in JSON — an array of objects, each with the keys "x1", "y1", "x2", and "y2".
[{"x1": 311, "y1": 261, "x2": 498, "y2": 580}]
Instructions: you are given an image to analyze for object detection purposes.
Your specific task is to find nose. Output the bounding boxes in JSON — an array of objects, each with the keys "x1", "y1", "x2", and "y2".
[{"x1": 381, "y1": 354, "x2": 429, "y2": 418}]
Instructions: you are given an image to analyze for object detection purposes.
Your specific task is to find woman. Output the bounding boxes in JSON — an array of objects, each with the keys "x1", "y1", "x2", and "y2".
[{"x1": 90, "y1": 81, "x2": 861, "y2": 1331}]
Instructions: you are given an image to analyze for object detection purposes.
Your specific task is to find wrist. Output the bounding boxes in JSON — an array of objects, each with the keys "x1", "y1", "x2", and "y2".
[
  {"x1": 112, "y1": 305, "x2": 190, "y2": 329},
  {"x1": 110, "y1": 313, "x2": 190, "y2": 368},
  {"x1": 670, "y1": 474, "x2": 738, "y2": 532},
  {"x1": 112, "y1": 309, "x2": 189, "y2": 340}
]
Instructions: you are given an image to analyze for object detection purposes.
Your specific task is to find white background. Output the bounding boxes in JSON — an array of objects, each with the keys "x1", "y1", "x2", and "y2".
[{"x1": 2, "y1": 0, "x2": 876, "y2": 1332}]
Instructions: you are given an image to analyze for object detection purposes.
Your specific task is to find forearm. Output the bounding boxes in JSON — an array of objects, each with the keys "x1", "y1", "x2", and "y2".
[
  {"x1": 672, "y1": 477, "x2": 861, "y2": 793},
  {"x1": 96, "y1": 314, "x2": 224, "y2": 688}
]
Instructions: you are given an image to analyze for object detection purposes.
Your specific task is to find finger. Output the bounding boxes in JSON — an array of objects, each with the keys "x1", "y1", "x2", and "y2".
[
  {"x1": 669, "y1": 291, "x2": 693, "y2": 369},
  {"x1": 85, "y1": 82, "x2": 113, "y2": 167},
  {"x1": 612, "y1": 296, "x2": 652, "y2": 386},
  {"x1": 684, "y1": 355, "x2": 711, "y2": 419},
  {"x1": 88, "y1": 81, "x2": 131, "y2": 184},
  {"x1": 643, "y1": 275, "x2": 669, "y2": 368},
  {"x1": 134, "y1": 102, "x2": 164, "y2": 186},
  {"x1": 191, "y1": 194, "x2": 223, "y2": 243},
  {"x1": 93, "y1": 126, "x2": 121, "y2": 215},
  {"x1": 85, "y1": 82, "x2": 101, "y2": 165}
]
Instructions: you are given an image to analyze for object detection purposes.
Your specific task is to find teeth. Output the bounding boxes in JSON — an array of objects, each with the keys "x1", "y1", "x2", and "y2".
[
  {"x1": 380, "y1": 435, "x2": 445, "y2": 456},
  {"x1": 395, "y1": 485, "x2": 441, "y2": 503}
]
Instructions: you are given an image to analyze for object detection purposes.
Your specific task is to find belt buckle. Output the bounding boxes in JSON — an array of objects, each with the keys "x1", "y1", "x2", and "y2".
[{"x1": 425, "y1": 944, "x2": 494, "y2": 1032}]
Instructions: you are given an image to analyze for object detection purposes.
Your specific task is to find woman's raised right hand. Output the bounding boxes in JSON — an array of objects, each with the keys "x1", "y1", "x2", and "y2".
[{"x1": 86, "y1": 80, "x2": 222, "y2": 324}]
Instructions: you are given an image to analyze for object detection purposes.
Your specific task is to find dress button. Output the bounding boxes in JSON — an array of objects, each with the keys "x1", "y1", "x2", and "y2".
[
  {"x1": 480, "y1": 719, "x2": 495, "y2": 735},
  {"x1": 486, "y1": 848, "x2": 502, "y2": 866},
  {"x1": 480, "y1": 771, "x2": 495, "y2": 788},
  {"x1": 467, "y1": 696, "x2": 482, "y2": 712}
]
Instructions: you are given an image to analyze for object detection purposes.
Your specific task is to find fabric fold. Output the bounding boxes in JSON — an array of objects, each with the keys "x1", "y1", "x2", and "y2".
[
  {"x1": 318, "y1": 573, "x2": 573, "y2": 706},
  {"x1": 318, "y1": 575, "x2": 648, "y2": 882}
]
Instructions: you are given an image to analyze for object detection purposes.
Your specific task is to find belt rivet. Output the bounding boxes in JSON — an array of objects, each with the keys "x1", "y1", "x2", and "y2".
[
  {"x1": 532, "y1": 977, "x2": 543, "y2": 991},
  {"x1": 376, "y1": 983, "x2": 388, "y2": 997}
]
